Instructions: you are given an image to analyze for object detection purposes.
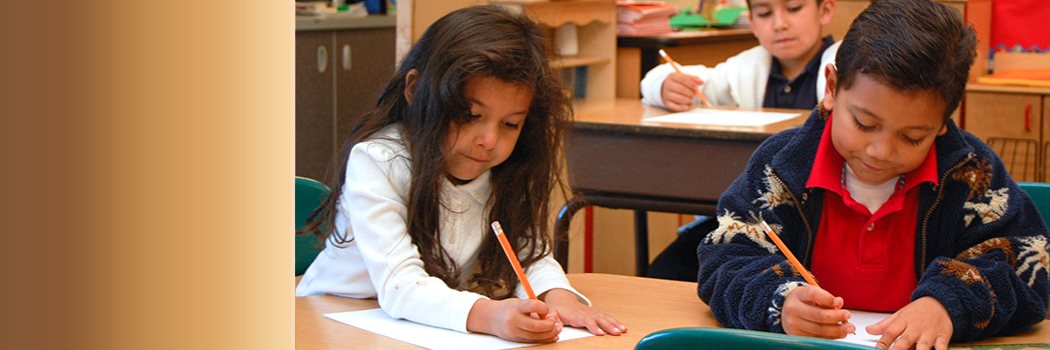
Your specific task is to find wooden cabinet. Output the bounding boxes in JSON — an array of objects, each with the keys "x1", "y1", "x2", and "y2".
[
  {"x1": 494, "y1": 0, "x2": 618, "y2": 101},
  {"x1": 295, "y1": 20, "x2": 396, "y2": 181},
  {"x1": 964, "y1": 85, "x2": 1050, "y2": 182}
]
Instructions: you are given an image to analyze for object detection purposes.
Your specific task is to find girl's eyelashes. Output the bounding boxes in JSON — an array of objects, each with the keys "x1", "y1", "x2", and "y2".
[{"x1": 502, "y1": 120, "x2": 520, "y2": 129}]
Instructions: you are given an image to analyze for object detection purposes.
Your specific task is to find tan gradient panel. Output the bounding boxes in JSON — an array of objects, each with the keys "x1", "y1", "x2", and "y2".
[{"x1": 3, "y1": 2, "x2": 292, "y2": 349}]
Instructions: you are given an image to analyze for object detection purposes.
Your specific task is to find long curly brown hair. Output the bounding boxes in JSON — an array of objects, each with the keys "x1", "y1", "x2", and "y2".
[{"x1": 299, "y1": 5, "x2": 572, "y2": 299}]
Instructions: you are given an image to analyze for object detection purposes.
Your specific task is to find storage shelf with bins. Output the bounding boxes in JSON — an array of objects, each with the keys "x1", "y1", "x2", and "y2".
[{"x1": 492, "y1": 0, "x2": 617, "y2": 101}]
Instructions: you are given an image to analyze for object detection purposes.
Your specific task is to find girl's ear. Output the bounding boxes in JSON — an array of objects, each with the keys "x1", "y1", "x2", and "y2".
[
  {"x1": 404, "y1": 69, "x2": 420, "y2": 103},
  {"x1": 822, "y1": 64, "x2": 838, "y2": 112}
]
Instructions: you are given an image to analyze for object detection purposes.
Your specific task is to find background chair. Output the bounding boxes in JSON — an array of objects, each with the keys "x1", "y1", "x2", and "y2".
[
  {"x1": 296, "y1": 176, "x2": 330, "y2": 276},
  {"x1": 1017, "y1": 182, "x2": 1050, "y2": 226},
  {"x1": 1016, "y1": 181, "x2": 1050, "y2": 320},
  {"x1": 635, "y1": 328, "x2": 878, "y2": 350}
]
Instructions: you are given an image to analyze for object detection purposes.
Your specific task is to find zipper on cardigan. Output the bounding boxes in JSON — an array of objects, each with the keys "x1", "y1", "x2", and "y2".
[
  {"x1": 919, "y1": 152, "x2": 975, "y2": 275},
  {"x1": 767, "y1": 169, "x2": 816, "y2": 266}
]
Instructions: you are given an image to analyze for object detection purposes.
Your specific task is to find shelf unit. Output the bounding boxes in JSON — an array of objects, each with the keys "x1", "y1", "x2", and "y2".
[{"x1": 493, "y1": 0, "x2": 617, "y2": 101}]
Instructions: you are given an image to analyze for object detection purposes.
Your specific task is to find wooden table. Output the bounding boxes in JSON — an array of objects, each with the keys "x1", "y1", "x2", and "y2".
[
  {"x1": 555, "y1": 99, "x2": 810, "y2": 276},
  {"x1": 294, "y1": 273, "x2": 1050, "y2": 349}
]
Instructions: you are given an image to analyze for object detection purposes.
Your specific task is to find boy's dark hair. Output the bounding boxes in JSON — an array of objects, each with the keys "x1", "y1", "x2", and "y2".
[
  {"x1": 300, "y1": 5, "x2": 571, "y2": 299},
  {"x1": 834, "y1": 0, "x2": 976, "y2": 120}
]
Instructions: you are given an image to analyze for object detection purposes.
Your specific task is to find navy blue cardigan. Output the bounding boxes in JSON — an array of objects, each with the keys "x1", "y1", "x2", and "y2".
[{"x1": 697, "y1": 108, "x2": 1049, "y2": 342}]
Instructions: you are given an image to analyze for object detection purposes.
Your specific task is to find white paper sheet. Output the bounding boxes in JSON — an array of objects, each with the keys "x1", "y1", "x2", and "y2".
[
  {"x1": 324, "y1": 308, "x2": 594, "y2": 350},
  {"x1": 835, "y1": 310, "x2": 892, "y2": 348},
  {"x1": 644, "y1": 108, "x2": 802, "y2": 127}
]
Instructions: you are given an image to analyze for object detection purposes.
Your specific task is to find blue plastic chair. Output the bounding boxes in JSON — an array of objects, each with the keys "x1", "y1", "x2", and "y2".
[
  {"x1": 296, "y1": 176, "x2": 330, "y2": 276},
  {"x1": 635, "y1": 328, "x2": 877, "y2": 350},
  {"x1": 1015, "y1": 182, "x2": 1050, "y2": 320}
]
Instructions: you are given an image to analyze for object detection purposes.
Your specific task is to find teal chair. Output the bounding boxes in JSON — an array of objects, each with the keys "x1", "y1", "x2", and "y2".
[
  {"x1": 296, "y1": 176, "x2": 330, "y2": 276},
  {"x1": 635, "y1": 328, "x2": 877, "y2": 350},
  {"x1": 1017, "y1": 182, "x2": 1050, "y2": 227},
  {"x1": 1015, "y1": 182, "x2": 1050, "y2": 320}
]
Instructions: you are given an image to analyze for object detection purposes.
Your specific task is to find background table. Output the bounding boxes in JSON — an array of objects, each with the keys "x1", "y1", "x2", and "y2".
[{"x1": 555, "y1": 99, "x2": 809, "y2": 276}]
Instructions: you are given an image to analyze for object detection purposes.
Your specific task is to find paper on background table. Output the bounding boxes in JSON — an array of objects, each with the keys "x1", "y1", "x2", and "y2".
[
  {"x1": 835, "y1": 310, "x2": 891, "y2": 348},
  {"x1": 644, "y1": 108, "x2": 802, "y2": 127},
  {"x1": 325, "y1": 308, "x2": 594, "y2": 350}
]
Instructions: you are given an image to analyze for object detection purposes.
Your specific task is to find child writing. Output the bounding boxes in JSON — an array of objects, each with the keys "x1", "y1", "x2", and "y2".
[
  {"x1": 294, "y1": 5, "x2": 625, "y2": 343},
  {"x1": 641, "y1": 0, "x2": 838, "y2": 112},
  {"x1": 697, "y1": 0, "x2": 1049, "y2": 349},
  {"x1": 644, "y1": 0, "x2": 839, "y2": 282}
]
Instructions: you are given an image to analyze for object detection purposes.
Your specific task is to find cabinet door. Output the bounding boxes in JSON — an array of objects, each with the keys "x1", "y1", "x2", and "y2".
[
  {"x1": 296, "y1": 31, "x2": 336, "y2": 182},
  {"x1": 334, "y1": 28, "x2": 396, "y2": 141},
  {"x1": 1044, "y1": 95, "x2": 1050, "y2": 182},
  {"x1": 965, "y1": 91, "x2": 1042, "y2": 182}
]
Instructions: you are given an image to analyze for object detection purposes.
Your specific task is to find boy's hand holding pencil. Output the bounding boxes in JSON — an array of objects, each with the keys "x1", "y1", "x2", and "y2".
[
  {"x1": 659, "y1": 49, "x2": 713, "y2": 111},
  {"x1": 760, "y1": 220, "x2": 855, "y2": 339}
]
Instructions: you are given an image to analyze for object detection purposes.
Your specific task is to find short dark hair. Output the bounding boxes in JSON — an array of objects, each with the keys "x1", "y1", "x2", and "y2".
[{"x1": 834, "y1": 0, "x2": 977, "y2": 120}]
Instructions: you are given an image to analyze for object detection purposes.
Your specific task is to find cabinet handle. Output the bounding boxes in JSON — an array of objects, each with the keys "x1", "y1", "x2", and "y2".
[
  {"x1": 1025, "y1": 103, "x2": 1031, "y2": 131},
  {"x1": 342, "y1": 44, "x2": 352, "y2": 71},
  {"x1": 317, "y1": 46, "x2": 328, "y2": 74}
]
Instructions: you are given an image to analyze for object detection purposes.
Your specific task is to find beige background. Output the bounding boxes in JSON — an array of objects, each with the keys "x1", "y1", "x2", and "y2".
[{"x1": 4, "y1": 1, "x2": 292, "y2": 348}]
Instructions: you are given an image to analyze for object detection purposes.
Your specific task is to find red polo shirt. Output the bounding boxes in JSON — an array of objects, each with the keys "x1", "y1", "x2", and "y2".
[{"x1": 805, "y1": 116, "x2": 939, "y2": 312}]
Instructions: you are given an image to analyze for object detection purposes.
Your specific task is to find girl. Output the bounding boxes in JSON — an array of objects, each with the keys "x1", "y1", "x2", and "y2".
[{"x1": 295, "y1": 5, "x2": 626, "y2": 343}]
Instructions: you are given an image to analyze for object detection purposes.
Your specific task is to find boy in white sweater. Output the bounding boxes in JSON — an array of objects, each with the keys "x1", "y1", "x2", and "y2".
[{"x1": 641, "y1": 0, "x2": 838, "y2": 111}]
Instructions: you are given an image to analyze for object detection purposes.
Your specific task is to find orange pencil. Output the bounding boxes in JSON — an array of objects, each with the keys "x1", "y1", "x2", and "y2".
[
  {"x1": 491, "y1": 221, "x2": 537, "y2": 300},
  {"x1": 658, "y1": 49, "x2": 714, "y2": 108},
  {"x1": 761, "y1": 222, "x2": 846, "y2": 319},
  {"x1": 759, "y1": 220, "x2": 820, "y2": 287}
]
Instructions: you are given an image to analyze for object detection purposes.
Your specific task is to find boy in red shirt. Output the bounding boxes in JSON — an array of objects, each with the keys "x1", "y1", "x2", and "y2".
[{"x1": 697, "y1": 0, "x2": 1050, "y2": 349}]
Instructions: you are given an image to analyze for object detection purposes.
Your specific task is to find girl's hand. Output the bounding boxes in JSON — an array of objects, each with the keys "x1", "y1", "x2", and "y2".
[
  {"x1": 782, "y1": 285, "x2": 855, "y2": 339},
  {"x1": 866, "y1": 296, "x2": 953, "y2": 350},
  {"x1": 542, "y1": 288, "x2": 627, "y2": 336},
  {"x1": 467, "y1": 298, "x2": 561, "y2": 343},
  {"x1": 661, "y1": 72, "x2": 705, "y2": 112}
]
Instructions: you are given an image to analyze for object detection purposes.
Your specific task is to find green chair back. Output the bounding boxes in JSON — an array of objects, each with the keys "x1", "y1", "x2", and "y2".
[
  {"x1": 1017, "y1": 182, "x2": 1050, "y2": 227},
  {"x1": 296, "y1": 176, "x2": 330, "y2": 276},
  {"x1": 635, "y1": 328, "x2": 877, "y2": 350}
]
